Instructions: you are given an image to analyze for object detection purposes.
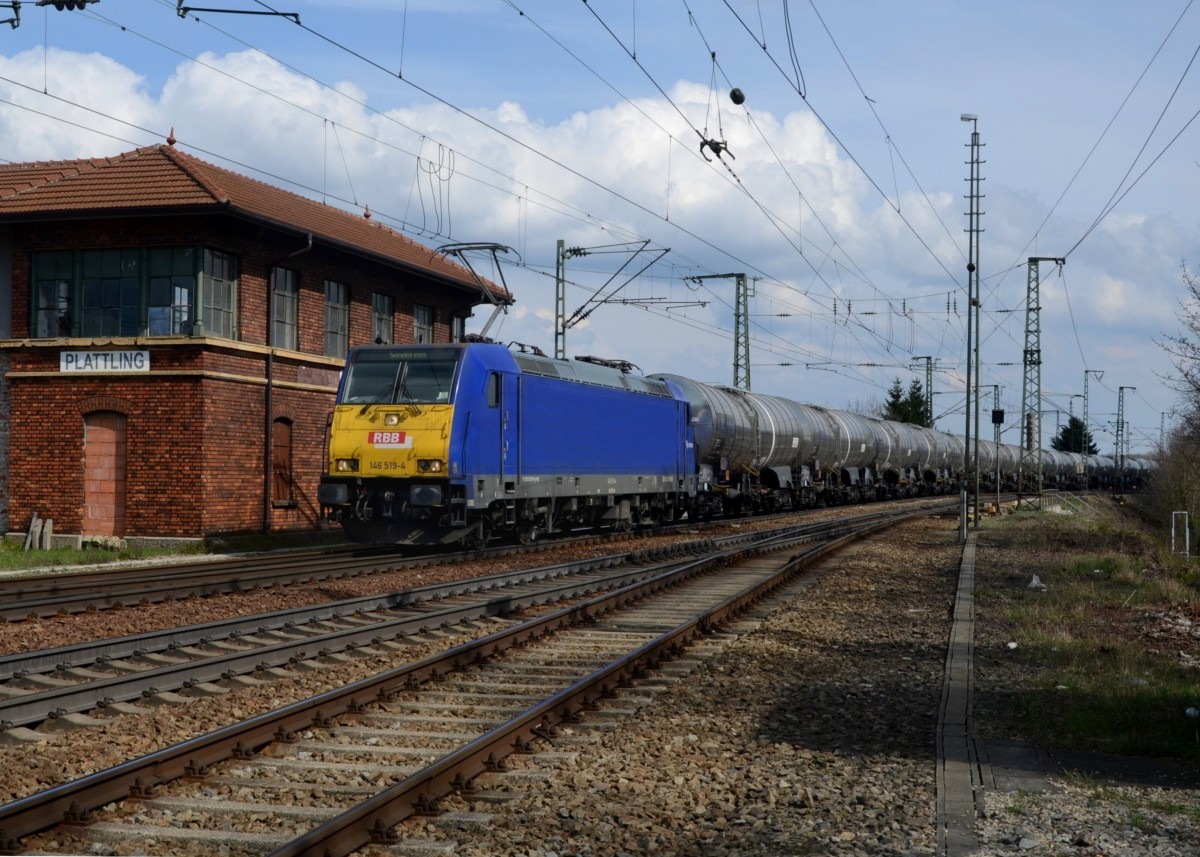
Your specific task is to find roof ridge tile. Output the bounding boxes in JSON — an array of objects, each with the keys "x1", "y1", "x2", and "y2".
[{"x1": 152, "y1": 144, "x2": 229, "y2": 204}]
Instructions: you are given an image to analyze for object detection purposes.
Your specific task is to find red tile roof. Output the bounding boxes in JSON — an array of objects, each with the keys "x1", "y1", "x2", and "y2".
[{"x1": 0, "y1": 145, "x2": 512, "y2": 302}]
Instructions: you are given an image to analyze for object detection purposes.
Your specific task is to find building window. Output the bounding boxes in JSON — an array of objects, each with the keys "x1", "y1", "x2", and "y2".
[
  {"x1": 271, "y1": 267, "x2": 298, "y2": 350},
  {"x1": 33, "y1": 251, "x2": 72, "y2": 337},
  {"x1": 147, "y1": 246, "x2": 194, "y2": 336},
  {"x1": 271, "y1": 418, "x2": 295, "y2": 507},
  {"x1": 30, "y1": 245, "x2": 238, "y2": 340},
  {"x1": 414, "y1": 304, "x2": 434, "y2": 344},
  {"x1": 81, "y1": 249, "x2": 140, "y2": 336},
  {"x1": 324, "y1": 280, "x2": 349, "y2": 357},
  {"x1": 202, "y1": 249, "x2": 237, "y2": 339},
  {"x1": 372, "y1": 292, "x2": 394, "y2": 344},
  {"x1": 452, "y1": 313, "x2": 467, "y2": 343}
]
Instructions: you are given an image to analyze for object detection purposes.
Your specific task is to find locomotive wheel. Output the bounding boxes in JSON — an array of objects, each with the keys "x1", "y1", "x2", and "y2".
[
  {"x1": 464, "y1": 520, "x2": 491, "y2": 550},
  {"x1": 519, "y1": 526, "x2": 538, "y2": 545}
]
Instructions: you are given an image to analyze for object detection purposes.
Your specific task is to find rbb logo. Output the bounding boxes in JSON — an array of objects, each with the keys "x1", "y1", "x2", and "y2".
[{"x1": 369, "y1": 431, "x2": 411, "y2": 449}]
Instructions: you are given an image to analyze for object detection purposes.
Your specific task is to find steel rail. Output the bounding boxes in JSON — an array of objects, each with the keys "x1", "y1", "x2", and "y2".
[
  {"x1": 0, "y1": 506, "x2": 936, "y2": 853},
  {"x1": 0, "y1": 498, "x2": 946, "y2": 622},
  {"x1": 0, "y1": 508, "x2": 900, "y2": 730},
  {"x1": 0, "y1": 532, "x2": 613, "y2": 622},
  {"x1": 273, "y1": 514, "x2": 905, "y2": 857},
  {"x1": 0, "y1": 556, "x2": 698, "y2": 731}
]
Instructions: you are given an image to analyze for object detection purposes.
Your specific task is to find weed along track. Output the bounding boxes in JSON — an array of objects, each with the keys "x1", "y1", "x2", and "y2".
[{"x1": 0, "y1": 510, "x2": 917, "y2": 856}]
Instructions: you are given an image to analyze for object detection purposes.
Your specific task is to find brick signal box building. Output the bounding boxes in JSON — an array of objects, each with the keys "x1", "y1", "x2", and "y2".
[{"x1": 0, "y1": 140, "x2": 511, "y2": 544}]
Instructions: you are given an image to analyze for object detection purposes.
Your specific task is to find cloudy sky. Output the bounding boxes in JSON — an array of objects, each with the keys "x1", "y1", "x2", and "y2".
[{"x1": 2, "y1": 0, "x2": 1196, "y2": 455}]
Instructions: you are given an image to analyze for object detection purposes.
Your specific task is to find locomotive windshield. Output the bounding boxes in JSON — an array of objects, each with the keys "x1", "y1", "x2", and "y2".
[{"x1": 340, "y1": 350, "x2": 459, "y2": 405}]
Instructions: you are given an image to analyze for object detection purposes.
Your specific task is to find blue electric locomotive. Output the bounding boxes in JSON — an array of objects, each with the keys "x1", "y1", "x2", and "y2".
[{"x1": 317, "y1": 342, "x2": 696, "y2": 546}]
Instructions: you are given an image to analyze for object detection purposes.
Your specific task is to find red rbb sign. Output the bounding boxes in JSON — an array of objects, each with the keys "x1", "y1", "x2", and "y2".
[{"x1": 369, "y1": 431, "x2": 411, "y2": 448}]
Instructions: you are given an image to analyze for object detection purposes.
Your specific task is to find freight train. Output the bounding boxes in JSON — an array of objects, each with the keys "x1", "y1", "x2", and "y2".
[{"x1": 316, "y1": 341, "x2": 1153, "y2": 546}]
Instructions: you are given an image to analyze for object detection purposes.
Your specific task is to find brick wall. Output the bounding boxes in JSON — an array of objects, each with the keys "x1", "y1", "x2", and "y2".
[{"x1": 3, "y1": 211, "x2": 483, "y2": 539}]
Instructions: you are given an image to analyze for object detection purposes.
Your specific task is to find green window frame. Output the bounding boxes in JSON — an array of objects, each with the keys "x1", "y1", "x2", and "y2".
[
  {"x1": 371, "y1": 292, "x2": 393, "y2": 345},
  {"x1": 31, "y1": 245, "x2": 239, "y2": 340},
  {"x1": 33, "y1": 250, "x2": 72, "y2": 338},
  {"x1": 324, "y1": 279, "x2": 349, "y2": 357},
  {"x1": 271, "y1": 267, "x2": 298, "y2": 350},
  {"x1": 414, "y1": 303, "x2": 433, "y2": 344},
  {"x1": 147, "y1": 246, "x2": 195, "y2": 336},
  {"x1": 81, "y1": 249, "x2": 141, "y2": 337},
  {"x1": 201, "y1": 249, "x2": 238, "y2": 339}
]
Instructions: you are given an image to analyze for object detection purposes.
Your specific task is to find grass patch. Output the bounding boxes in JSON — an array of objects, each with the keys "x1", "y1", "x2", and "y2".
[
  {"x1": 0, "y1": 539, "x2": 204, "y2": 571},
  {"x1": 0, "y1": 529, "x2": 345, "y2": 573},
  {"x1": 1065, "y1": 773, "x2": 1200, "y2": 822},
  {"x1": 976, "y1": 506, "x2": 1200, "y2": 765}
]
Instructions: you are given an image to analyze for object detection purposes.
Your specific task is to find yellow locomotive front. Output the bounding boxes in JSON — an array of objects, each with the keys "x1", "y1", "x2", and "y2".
[{"x1": 319, "y1": 346, "x2": 460, "y2": 543}]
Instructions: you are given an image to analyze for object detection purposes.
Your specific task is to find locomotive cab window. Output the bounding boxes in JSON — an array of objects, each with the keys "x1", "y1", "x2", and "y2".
[
  {"x1": 400, "y1": 359, "x2": 456, "y2": 402},
  {"x1": 341, "y1": 350, "x2": 459, "y2": 405},
  {"x1": 487, "y1": 372, "x2": 500, "y2": 407}
]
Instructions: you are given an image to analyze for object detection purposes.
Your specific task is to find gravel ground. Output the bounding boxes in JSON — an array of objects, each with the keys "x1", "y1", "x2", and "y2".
[
  {"x1": 415, "y1": 516, "x2": 959, "y2": 857},
  {"x1": 6, "y1": 506, "x2": 1200, "y2": 856},
  {"x1": 400, "y1": 512, "x2": 1200, "y2": 857}
]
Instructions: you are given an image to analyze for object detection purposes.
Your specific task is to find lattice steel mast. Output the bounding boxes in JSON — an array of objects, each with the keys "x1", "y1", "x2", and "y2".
[{"x1": 1017, "y1": 257, "x2": 1064, "y2": 510}]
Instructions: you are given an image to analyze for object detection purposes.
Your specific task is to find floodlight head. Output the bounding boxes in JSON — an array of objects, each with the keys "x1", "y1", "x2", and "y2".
[{"x1": 960, "y1": 113, "x2": 977, "y2": 122}]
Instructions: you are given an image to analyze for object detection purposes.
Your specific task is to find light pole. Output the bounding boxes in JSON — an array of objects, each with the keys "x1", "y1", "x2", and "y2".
[
  {"x1": 1083, "y1": 369, "x2": 1104, "y2": 486},
  {"x1": 1117, "y1": 386, "x2": 1135, "y2": 498},
  {"x1": 912, "y1": 356, "x2": 934, "y2": 428},
  {"x1": 980, "y1": 384, "x2": 1001, "y2": 513},
  {"x1": 961, "y1": 113, "x2": 982, "y2": 536},
  {"x1": 1059, "y1": 393, "x2": 1085, "y2": 483}
]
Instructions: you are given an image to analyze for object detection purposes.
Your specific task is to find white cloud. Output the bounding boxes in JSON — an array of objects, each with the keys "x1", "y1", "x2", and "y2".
[{"x1": 0, "y1": 35, "x2": 1191, "y2": 447}]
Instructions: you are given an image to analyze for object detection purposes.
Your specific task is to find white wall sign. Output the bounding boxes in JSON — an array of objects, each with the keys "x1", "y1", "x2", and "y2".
[{"x1": 60, "y1": 351, "x2": 151, "y2": 373}]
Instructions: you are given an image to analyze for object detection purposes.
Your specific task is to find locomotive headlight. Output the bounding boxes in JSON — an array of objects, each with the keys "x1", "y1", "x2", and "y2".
[
  {"x1": 383, "y1": 413, "x2": 401, "y2": 427},
  {"x1": 417, "y1": 459, "x2": 443, "y2": 473},
  {"x1": 334, "y1": 458, "x2": 360, "y2": 472}
]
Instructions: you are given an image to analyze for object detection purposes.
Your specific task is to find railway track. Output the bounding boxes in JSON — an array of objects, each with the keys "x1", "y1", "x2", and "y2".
[
  {"x1": 0, "y1": 503, "x2": 946, "y2": 856},
  {"x1": 0, "y1": 497, "x2": 955, "y2": 623},
  {"x1": 0, "y1": 508, "x2": 915, "y2": 733},
  {"x1": 0, "y1": 536, "x2": 603, "y2": 623}
]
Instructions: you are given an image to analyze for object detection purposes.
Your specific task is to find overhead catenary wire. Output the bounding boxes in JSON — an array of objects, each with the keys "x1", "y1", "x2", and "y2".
[
  {"x1": 497, "y1": 0, "x2": 957, "y2": 374},
  {"x1": 236, "y1": 0, "x2": 927, "y2": 390},
  {"x1": 987, "y1": 0, "x2": 1196, "y2": 402},
  {"x1": 9, "y1": 0, "x2": 1171, "y2": 424},
  {"x1": 579, "y1": 0, "x2": 968, "y2": 371},
  {"x1": 227, "y1": 0, "x2": 977, "y2": 380},
  {"x1": 717, "y1": 0, "x2": 968, "y2": 291}
]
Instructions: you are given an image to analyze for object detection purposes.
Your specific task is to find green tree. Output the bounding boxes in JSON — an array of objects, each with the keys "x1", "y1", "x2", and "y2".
[
  {"x1": 881, "y1": 376, "x2": 928, "y2": 425},
  {"x1": 1050, "y1": 415, "x2": 1098, "y2": 455},
  {"x1": 903, "y1": 378, "x2": 929, "y2": 427}
]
